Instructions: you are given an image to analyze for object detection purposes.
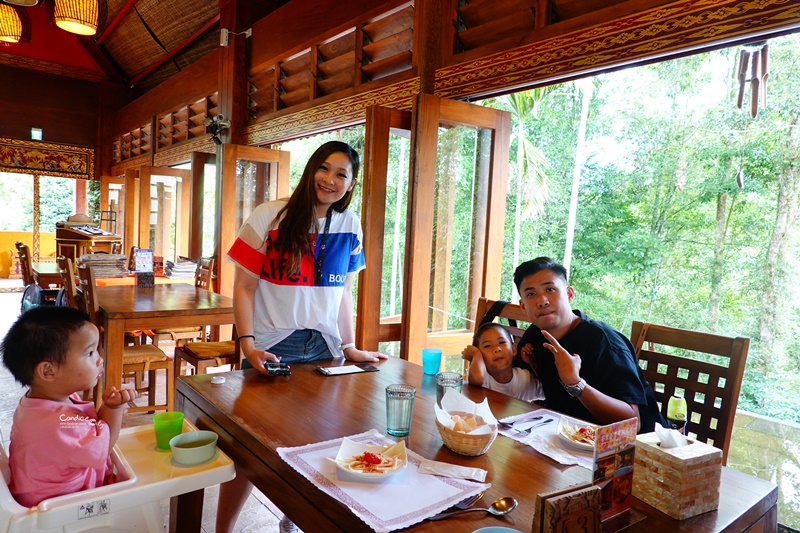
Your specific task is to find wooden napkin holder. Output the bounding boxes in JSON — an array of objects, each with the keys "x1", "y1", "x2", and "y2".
[
  {"x1": 135, "y1": 271, "x2": 155, "y2": 288},
  {"x1": 632, "y1": 432, "x2": 721, "y2": 520}
]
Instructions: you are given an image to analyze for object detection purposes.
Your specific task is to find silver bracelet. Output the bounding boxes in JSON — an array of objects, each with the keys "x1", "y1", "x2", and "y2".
[{"x1": 340, "y1": 342, "x2": 355, "y2": 351}]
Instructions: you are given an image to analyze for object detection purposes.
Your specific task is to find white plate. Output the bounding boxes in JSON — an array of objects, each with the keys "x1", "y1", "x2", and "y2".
[
  {"x1": 556, "y1": 417, "x2": 596, "y2": 452},
  {"x1": 333, "y1": 438, "x2": 407, "y2": 481}
]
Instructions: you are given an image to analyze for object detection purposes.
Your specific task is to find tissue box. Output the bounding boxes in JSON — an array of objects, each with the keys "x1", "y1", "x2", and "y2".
[{"x1": 632, "y1": 432, "x2": 721, "y2": 520}]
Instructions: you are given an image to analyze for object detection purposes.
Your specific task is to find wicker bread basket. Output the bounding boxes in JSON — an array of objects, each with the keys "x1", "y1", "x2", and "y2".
[{"x1": 436, "y1": 411, "x2": 498, "y2": 456}]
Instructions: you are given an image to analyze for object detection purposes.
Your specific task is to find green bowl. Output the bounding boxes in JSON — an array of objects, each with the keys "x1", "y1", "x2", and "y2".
[{"x1": 169, "y1": 430, "x2": 218, "y2": 465}]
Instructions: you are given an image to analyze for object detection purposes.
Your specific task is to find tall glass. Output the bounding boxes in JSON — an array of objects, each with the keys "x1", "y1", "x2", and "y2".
[
  {"x1": 435, "y1": 371, "x2": 463, "y2": 407},
  {"x1": 385, "y1": 384, "x2": 416, "y2": 437}
]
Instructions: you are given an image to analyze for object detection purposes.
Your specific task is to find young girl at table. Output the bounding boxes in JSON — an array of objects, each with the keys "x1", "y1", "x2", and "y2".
[
  {"x1": 462, "y1": 322, "x2": 544, "y2": 403},
  {"x1": 219, "y1": 140, "x2": 387, "y2": 533},
  {"x1": 0, "y1": 306, "x2": 137, "y2": 507}
]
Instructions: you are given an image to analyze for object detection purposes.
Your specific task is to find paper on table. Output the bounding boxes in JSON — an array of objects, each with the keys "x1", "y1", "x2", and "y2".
[
  {"x1": 277, "y1": 429, "x2": 489, "y2": 533},
  {"x1": 434, "y1": 388, "x2": 497, "y2": 435},
  {"x1": 498, "y1": 410, "x2": 593, "y2": 470},
  {"x1": 417, "y1": 458, "x2": 488, "y2": 482}
]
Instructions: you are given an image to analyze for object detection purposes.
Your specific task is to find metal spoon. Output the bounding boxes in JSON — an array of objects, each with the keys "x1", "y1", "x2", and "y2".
[{"x1": 428, "y1": 496, "x2": 518, "y2": 521}]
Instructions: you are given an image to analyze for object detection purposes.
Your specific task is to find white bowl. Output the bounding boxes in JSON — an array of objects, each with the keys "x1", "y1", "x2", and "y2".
[
  {"x1": 333, "y1": 438, "x2": 407, "y2": 481},
  {"x1": 556, "y1": 416, "x2": 596, "y2": 452},
  {"x1": 169, "y1": 430, "x2": 218, "y2": 465}
]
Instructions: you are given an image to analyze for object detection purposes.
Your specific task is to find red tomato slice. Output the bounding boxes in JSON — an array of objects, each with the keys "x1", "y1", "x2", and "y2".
[{"x1": 362, "y1": 452, "x2": 382, "y2": 464}]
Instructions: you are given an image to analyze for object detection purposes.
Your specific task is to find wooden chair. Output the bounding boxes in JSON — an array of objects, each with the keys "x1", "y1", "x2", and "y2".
[
  {"x1": 469, "y1": 298, "x2": 530, "y2": 374},
  {"x1": 77, "y1": 264, "x2": 175, "y2": 413},
  {"x1": 172, "y1": 258, "x2": 240, "y2": 378},
  {"x1": 143, "y1": 258, "x2": 215, "y2": 348},
  {"x1": 14, "y1": 242, "x2": 34, "y2": 287},
  {"x1": 631, "y1": 321, "x2": 749, "y2": 464},
  {"x1": 56, "y1": 256, "x2": 79, "y2": 309},
  {"x1": 474, "y1": 297, "x2": 529, "y2": 343}
]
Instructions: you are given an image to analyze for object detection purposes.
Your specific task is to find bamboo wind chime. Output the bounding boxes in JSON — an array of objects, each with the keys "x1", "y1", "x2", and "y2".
[{"x1": 736, "y1": 43, "x2": 769, "y2": 118}]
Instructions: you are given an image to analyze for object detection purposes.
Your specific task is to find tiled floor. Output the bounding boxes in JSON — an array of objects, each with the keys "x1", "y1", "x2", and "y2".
[
  {"x1": 2, "y1": 282, "x2": 799, "y2": 531},
  {"x1": 0, "y1": 286, "x2": 284, "y2": 532}
]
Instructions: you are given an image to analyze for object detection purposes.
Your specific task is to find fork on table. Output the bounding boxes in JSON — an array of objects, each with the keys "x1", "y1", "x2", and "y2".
[{"x1": 427, "y1": 493, "x2": 484, "y2": 520}]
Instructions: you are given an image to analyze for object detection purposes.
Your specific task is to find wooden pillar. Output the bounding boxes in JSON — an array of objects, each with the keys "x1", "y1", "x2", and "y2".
[
  {"x1": 214, "y1": 0, "x2": 248, "y2": 296},
  {"x1": 414, "y1": 0, "x2": 456, "y2": 94},
  {"x1": 75, "y1": 178, "x2": 88, "y2": 215},
  {"x1": 189, "y1": 152, "x2": 213, "y2": 260}
]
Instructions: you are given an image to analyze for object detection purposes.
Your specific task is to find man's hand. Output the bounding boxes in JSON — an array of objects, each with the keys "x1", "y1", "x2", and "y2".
[
  {"x1": 461, "y1": 345, "x2": 481, "y2": 362},
  {"x1": 541, "y1": 330, "x2": 581, "y2": 384},
  {"x1": 102, "y1": 385, "x2": 138, "y2": 409},
  {"x1": 344, "y1": 347, "x2": 389, "y2": 362}
]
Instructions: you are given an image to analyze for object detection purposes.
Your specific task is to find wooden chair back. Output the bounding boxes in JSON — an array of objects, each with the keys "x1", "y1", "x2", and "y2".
[
  {"x1": 56, "y1": 256, "x2": 79, "y2": 309},
  {"x1": 76, "y1": 264, "x2": 100, "y2": 324},
  {"x1": 14, "y1": 242, "x2": 34, "y2": 287},
  {"x1": 474, "y1": 297, "x2": 529, "y2": 344},
  {"x1": 195, "y1": 257, "x2": 215, "y2": 291},
  {"x1": 631, "y1": 321, "x2": 748, "y2": 464}
]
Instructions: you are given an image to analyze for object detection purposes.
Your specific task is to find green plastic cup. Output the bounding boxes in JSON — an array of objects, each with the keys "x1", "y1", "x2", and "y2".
[{"x1": 153, "y1": 411, "x2": 184, "y2": 451}]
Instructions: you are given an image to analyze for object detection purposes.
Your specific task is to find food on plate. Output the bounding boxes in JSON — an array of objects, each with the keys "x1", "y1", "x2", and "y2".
[
  {"x1": 339, "y1": 450, "x2": 401, "y2": 474},
  {"x1": 451, "y1": 413, "x2": 480, "y2": 433},
  {"x1": 562, "y1": 423, "x2": 596, "y2": 446}
]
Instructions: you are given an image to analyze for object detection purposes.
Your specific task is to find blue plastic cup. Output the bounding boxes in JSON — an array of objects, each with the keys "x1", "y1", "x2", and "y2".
[{"x1": 421, "y1": 348, "x2": 442, "y2": 375}]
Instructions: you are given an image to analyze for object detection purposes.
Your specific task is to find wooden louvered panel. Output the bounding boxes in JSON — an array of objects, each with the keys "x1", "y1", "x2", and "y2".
[
  {"x1": 188, "y1": 125, "x2": 207, "y2": 138},
  {"x1": 361, "y1": 51, "x2": 413, "y2": 81},
  {"x1": 362, "y1": 5, "x2": 414, "y2": 43},
  {"x1": 279, "y1": 87, "x2": 310, "y2": 108},
  {"x1": 458, "y1": 0, "x2": 536, "y2": 28},
  {"x1": 249, "y1": 67, "x2": 276, "y2": 89},
  {"x1": 173, "y1": 107, "x2": 189, "y2": 123},
  {"x1": 318, "y1": 32, "x2": 355, "y2": 61},
  {"x1": 319, "y1": 50, "x2": 355, "y2": 78},
  {"x1": 280, "y1": 70, "x2": 313, "y2": 93},
  {"x1": 317, "y1": 69, "x2": 355, "y2": 96},
  {"x1": 249, "y1": 85, "x2": 276, "y2": 106},
  {"x1": 458, "y1": 10, "x2": 535, "y2": 51},
  {"x1": 363, "y1": 28, "x2": 413, "y2": 63},
  {"x1": 189, "y1": 99, "x2": 207, "y2": 116},
  {"x1": 280, "y1": 53, "x2": 311, "y2": 77},
  {"x1": 189, "y1": 114, "x2": 206, "y2": 126}
]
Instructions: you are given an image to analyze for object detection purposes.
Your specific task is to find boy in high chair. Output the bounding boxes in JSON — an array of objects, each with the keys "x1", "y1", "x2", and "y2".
[
  {"x1": 0, "y1": 306, "x2": 137, "y2": 507},
  {"x1": 462, "y1": 322, "x2": 544, "y2": 403}
]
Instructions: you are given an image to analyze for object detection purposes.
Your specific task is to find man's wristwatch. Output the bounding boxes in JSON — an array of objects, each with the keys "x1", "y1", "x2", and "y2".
[{"x1": 561, "y1": 378, "x2": 587, "y2": 397}]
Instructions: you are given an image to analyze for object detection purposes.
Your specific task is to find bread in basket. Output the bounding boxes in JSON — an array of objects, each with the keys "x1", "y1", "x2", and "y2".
[{"x1": 436, "y1": 411, "x2": 498, "y2": 456}]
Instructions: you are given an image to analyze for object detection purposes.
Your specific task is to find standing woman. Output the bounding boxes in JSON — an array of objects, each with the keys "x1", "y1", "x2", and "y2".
[{"x1": 217, "y1": 141, "x2": 387, "y2": 533}]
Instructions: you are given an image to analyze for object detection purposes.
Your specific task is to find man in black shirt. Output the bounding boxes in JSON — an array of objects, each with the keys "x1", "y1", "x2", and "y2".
[{"x1": 514, "y1": 257, "x2": 665, "y2": 433}]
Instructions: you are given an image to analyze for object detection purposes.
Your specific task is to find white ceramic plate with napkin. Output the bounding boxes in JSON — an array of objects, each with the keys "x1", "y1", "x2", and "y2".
[
  {"x1": 556, "y1": 416, "x2": 596, "y2": 452},
  {"x1": 334, "y1": 437, "x2": 407, "y2": 481}
]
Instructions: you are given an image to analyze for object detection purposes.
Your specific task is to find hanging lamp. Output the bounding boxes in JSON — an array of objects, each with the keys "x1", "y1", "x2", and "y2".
[
  {"x1": 3, "y1": 0, "x2": 40, "y2": 6},
  {"x1": 0, "y1": 4, "x2": 24, "y2": 43},
  {"x1": 53, "y1": 0, "x2": 99, "y2": 36}
]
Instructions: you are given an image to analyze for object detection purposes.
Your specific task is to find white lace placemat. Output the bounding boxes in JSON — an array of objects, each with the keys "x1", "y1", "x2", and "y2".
[
  {"x1": 498, "y1": 410, "x2": 594, "y2": 470},
  {"x1": 277, "y1": 429, "x2": 490, "y2": 533}
]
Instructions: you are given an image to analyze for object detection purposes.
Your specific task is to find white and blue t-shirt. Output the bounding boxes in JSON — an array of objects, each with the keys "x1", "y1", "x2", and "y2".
[{"x1": 227, "y1": 199, "x2": 365, "y2": 356}]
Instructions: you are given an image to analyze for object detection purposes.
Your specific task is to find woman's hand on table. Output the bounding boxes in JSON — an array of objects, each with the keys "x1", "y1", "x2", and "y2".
[
  {"x1": 343, "y1": 347, "x2": 388, "y2": 362},
  {"x1": 242, "y1": 345, "x2": 280, "y2": 374}
]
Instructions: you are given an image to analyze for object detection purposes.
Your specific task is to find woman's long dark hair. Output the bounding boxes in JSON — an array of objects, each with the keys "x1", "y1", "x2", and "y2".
[{"x1": 270, "y1": 141, "x2": 360, "y2": 274}]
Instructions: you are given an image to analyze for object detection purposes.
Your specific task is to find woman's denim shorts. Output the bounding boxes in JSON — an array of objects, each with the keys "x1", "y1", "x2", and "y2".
[{"x1": 241, "y1": 329, "x2": 333, "y2": 369}]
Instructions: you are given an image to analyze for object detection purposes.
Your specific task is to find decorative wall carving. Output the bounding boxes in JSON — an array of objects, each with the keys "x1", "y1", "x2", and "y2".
[{"x1": 0, "y1": 137, "x2": 94, "y2": 179}]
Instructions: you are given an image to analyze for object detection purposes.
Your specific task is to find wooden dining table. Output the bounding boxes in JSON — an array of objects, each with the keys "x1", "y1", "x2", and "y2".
[
  {"x1": 96, "y1": 283, "x2": 234, "y2": 394},
  {"x1": 32, "y1": 261, "x2": 63, "y2": 288},
  {"x1": 174, "y1": 356, "x2": 778, "y2": 533}
]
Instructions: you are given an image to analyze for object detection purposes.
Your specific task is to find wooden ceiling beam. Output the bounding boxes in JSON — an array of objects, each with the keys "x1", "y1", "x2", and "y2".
[
  {"x1": 129, "y1": 13, "x2": 220, "y2": 86},
  {"x1": 96, "y1": 0, "x2": 140, "y2": 46},
  {"x1": 77, "y1": 36, "x2": 127, "y2": 84}
]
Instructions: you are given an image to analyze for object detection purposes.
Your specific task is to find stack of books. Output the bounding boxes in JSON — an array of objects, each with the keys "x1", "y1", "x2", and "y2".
[
  {"x1": 165, "y1": 259, "x2": 197, "y2": 279},
  {"x1": 79, "y1": 254, "x2": 128, "y2": 278}
]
